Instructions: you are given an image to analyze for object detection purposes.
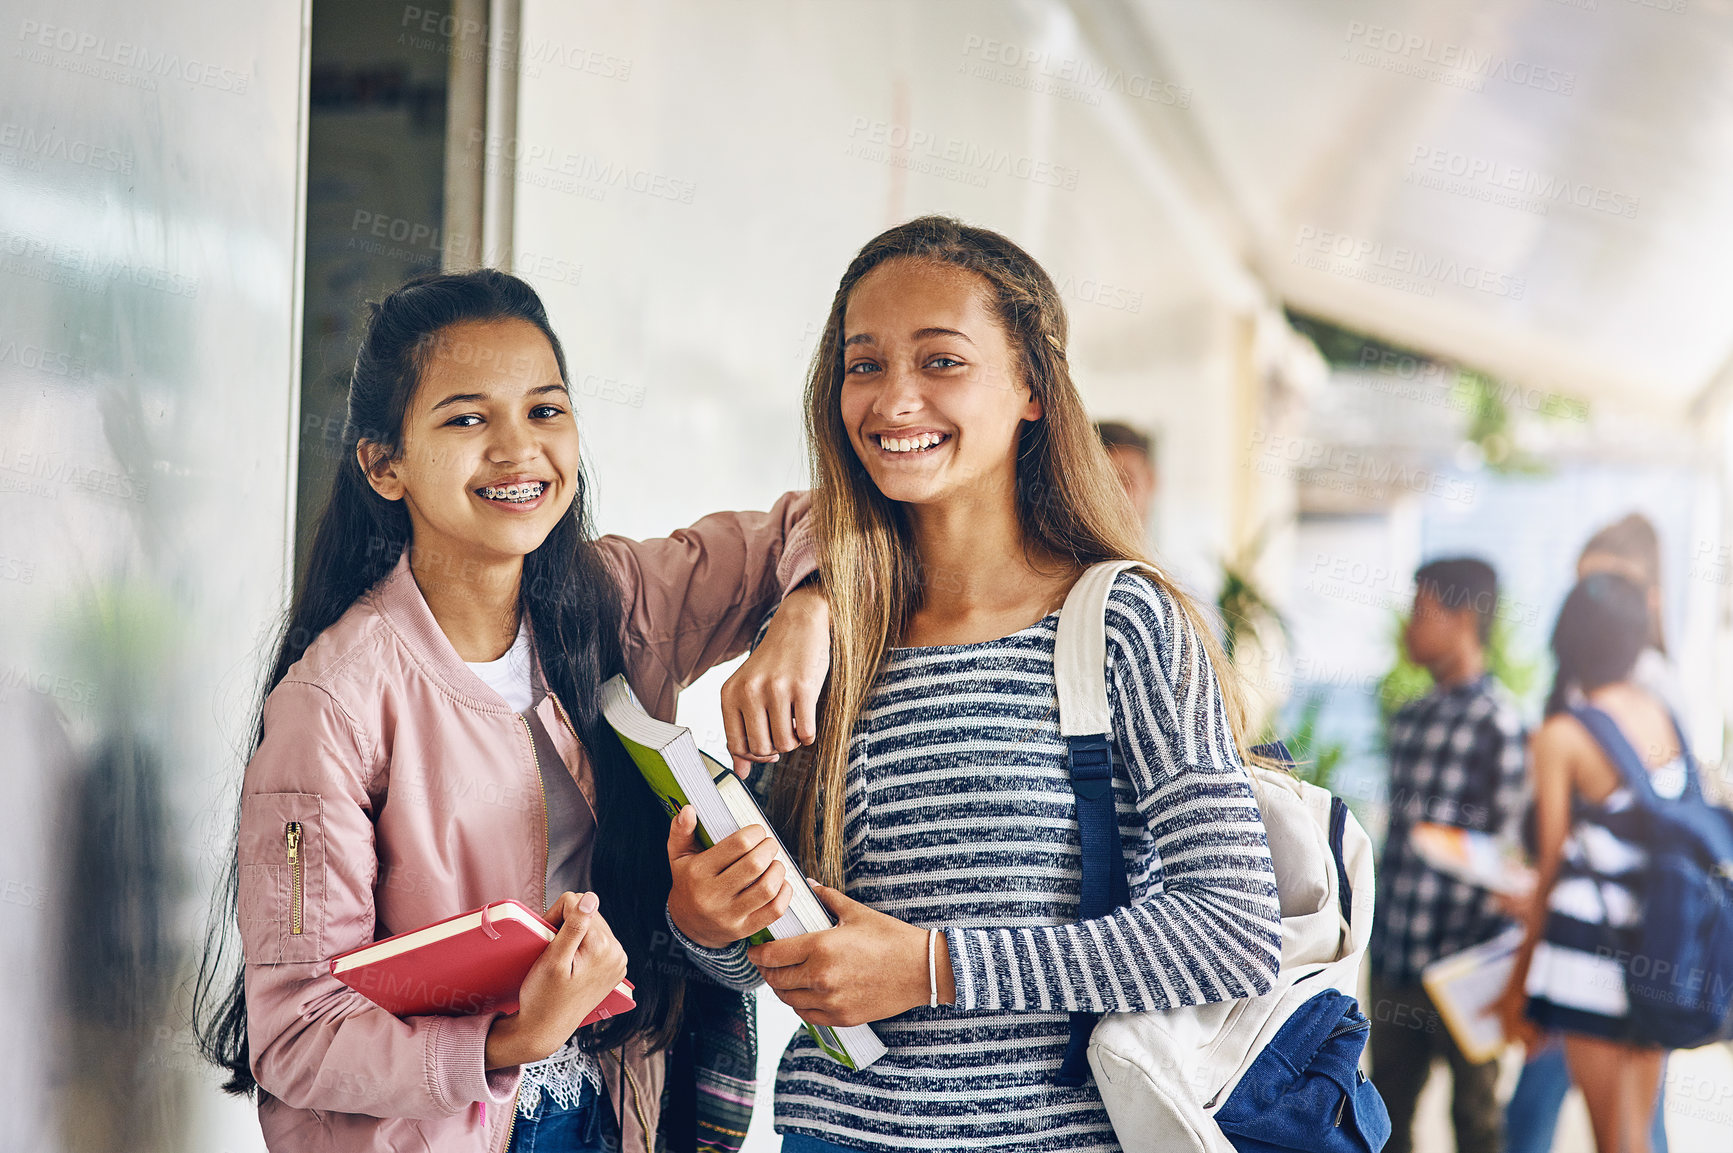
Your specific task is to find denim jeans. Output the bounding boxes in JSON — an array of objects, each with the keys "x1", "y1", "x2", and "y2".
[
  {"x1": 507, "y1": 1079, "x2": 617, "y2": 1153},
  {"x1": 1504, "y1": 1035, "x2": 1668, "y2": 1153}
]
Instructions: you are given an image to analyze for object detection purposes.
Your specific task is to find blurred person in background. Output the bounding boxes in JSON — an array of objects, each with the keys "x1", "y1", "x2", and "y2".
[
  {"x1": 1498, "y1": 573, "x2": 1681, "y2": 1153},
  {"x1": 1095, "y1": 420, "x2": 1156, "y2": 531},
  {"x1": 1578, "y1": 513, "x2": 1684, "y2": 722},
  {"x1": 1369, "y1": 558, "x2": 1528, "y2": 1153},
  {"x1": 1504, "y1": 516, "x2": 1674, "y2": 1153}
]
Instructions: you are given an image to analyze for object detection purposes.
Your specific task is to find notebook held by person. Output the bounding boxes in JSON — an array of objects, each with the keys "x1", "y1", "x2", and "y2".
[{"x1": 330, "y1": 897, "x2": 635, "y2": 1021}]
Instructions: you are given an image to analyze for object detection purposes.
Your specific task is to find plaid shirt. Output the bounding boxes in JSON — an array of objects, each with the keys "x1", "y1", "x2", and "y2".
[{"x1": 1369, "y1": 674, "x2": 1528, "y2": 985}]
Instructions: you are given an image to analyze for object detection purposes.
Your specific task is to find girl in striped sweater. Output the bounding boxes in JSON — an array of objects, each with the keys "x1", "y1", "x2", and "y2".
[{"x1": 665, "y1": 217, "x2": 1282, "y2": 1151}]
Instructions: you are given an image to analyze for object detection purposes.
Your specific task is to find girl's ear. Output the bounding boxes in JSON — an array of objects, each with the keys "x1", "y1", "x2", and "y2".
[
  {"x1": 356, "y1": 440, "x2": 406, "y2": 501},
  {"x1": 1021, "y1": 390, "x2": 1044, "y2": 423}
]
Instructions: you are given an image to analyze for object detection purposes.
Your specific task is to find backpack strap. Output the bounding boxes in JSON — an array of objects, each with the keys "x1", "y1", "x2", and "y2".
[
  {"x1": 1570, "y1": 704, "x2": 1664, "y2": 804},
  {"x1": 1052, "y1": 561, "x2": 1140, "y2": 1086},
  {"x1": 1670, "y1": 712, "x2": 1705, "y2": 803},
  {"x1": 1330, "y1": 795, "x2": 1354, "y2": 929},
  {"x1": 1566, "y1": 706, "x2": 1670, "y2": 922}
]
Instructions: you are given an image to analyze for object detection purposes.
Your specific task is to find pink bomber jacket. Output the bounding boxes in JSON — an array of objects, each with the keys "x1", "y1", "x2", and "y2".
[{"x1": 237, "y1": 492, "x2": 814, "y2": 1153}]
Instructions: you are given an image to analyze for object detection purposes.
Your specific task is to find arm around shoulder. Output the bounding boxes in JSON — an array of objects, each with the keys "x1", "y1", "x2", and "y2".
[{"x1": 598, "y1": 490, "x2": 816, "y2": 695}]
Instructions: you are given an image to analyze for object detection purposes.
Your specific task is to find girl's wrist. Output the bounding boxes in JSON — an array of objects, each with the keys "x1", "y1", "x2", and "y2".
[
  {"x1": 917, "y1": 928, "x2": 956, "y2": 1008},
  {"x1": 668, "y1": 898, "x2": 731, "y2": 952},
  {"x1": 784, "y1": 580, "x2": 829, "y2": 621},
  {"x1": 484, "y1": 1014, "x2": 549, "y2": 1070}
]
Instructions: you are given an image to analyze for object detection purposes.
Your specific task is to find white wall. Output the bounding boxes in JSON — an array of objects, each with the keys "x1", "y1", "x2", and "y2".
[{"x1": 509, "y1": 0, "x2": 1264, "y2": 595}]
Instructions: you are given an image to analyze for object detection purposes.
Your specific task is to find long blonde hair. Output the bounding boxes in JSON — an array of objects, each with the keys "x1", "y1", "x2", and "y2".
[{"x1": 778, "y1": 216, "x2": 1258, "y2": 886}]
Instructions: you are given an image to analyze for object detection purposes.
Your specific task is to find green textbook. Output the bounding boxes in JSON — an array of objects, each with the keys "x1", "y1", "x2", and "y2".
[{"x1": 599, "y1": 674, "x2": 887, "y2": 1071}]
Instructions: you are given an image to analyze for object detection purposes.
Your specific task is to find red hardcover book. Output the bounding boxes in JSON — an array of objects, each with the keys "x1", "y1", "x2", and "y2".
[{"x1": 330, "y1": 898, "x2": 635, "y2": 1022}]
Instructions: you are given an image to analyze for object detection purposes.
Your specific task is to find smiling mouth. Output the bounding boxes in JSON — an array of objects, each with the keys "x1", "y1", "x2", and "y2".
[
  {"x1": 874, "y1": 432, "x2": 950, "y2": 454},
  {"x1": 476, "y1": 481, "x2": 546, "y2": 504}
]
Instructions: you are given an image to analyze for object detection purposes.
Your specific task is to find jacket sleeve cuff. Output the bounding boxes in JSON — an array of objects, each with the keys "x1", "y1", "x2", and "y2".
[
  {"x1": 427, "y1": 1011, "x2": 517, "y2": 1113},
  {"x1": 773, "y1": 492, "x2": 818, "y2": 596}
]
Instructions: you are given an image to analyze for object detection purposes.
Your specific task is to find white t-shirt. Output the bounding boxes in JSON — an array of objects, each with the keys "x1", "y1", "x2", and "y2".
[
  {"x1": 465, "y1": 623, "x2": 536, "y2": 713},
  {"x1": 465, "y1": 620, "x2": 602, "y2": 1110}
]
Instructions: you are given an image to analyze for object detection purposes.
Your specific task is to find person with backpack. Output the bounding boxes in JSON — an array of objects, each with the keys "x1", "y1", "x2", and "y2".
[
  {"x1": 1503, "y1": 516, "x2": 1678, "y2": 1153},
  {"x1": 1498, "y1": 572, "x2": 1716, "y2": 1153},
  {"x1": 662, "y1": 216, "x2": 1283, "y2": 1152},
  {"x1": 191, "y1": 269, "x2": 832, "y2": 1153},
  {"x1": 1368, "y1": 558, "x2": 1528, "y2": 1153}
]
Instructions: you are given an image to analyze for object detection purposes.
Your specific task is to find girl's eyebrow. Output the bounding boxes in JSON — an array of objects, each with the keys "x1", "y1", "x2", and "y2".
[
  {"x1": 844, "y1": 327, "x2": 974, "y2": 347},
  {"x1": 429, "y1": 391, "x2": 487, "y2": 412},
  {"x1": 428, "y1": 382, "x2": 566, "y2": 412}
]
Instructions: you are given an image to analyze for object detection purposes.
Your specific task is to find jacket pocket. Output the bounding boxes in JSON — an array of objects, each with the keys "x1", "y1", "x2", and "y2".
[{"x1": 239, "y1": 792, "x2": 325, "y2": 964}]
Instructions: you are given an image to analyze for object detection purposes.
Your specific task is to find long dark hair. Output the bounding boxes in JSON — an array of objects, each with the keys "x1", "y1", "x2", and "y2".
[
  {"x1": 193, "y1": 269, "x2": 683, "y2": 1096},
  {"x1": 1543, "y1": 570, "x2": 1650, "y2": 717}
]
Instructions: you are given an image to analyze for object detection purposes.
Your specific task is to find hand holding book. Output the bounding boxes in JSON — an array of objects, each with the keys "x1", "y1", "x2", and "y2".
[
  {"x1": 328, "y1": 893, "x2": 634, "y2": 1070},
  {"x1": 1408, "y1": 822, "x2": 1535, "y2": 897},
  {"x1": 484, "y1": 892, "x2": 630, "y2": 1069},
  {"x1": 601, "y1": 674, "x2": 887, "y2": 1069},
  {"x1": 666, "y1": 804, "x2": 796, "y2": 949},
  {"x1": 748, "y1": 882, "x2": 956, "y2": 1027}
]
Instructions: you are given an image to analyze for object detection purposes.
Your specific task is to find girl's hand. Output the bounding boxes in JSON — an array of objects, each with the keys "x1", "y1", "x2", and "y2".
[
  {"x1": 747, "y1": 884, "x2": 953, "y2": 1027},
  {"x1": 1492, "y1": 888, "x2": 1537, "y2": 922},
  {"x1": 721, "y1": 582, "x2": 830, "y2": 777},
  {"x1": 484, "y1": 891, "x2": 628, "y2": 1069},
  {"x1": 666, "y1": 807, "x2": 794, "y2": 949},
  {"x1": 1495, "y1": 973, "x2": 1539, "y2": 1052}
]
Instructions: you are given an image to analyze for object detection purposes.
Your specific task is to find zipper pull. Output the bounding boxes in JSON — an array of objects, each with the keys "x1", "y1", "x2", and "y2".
[{"x1": 286, "y1": 821, "x2": 305, "y2": 936}]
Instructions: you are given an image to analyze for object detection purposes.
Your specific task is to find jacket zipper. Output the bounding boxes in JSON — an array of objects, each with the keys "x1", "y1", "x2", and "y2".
[
  {"x1": 1328, "y1": 1016, "x2": 1368, "y2": 1126},
  {"x1": 546, "y1": 691, "x2": 578, "y2": 745},
  {"x1": 285, "y1": 821, "x2": 304, "y2": 935},
  {"x1": 498, "y1": 1087, "x2": 519, "y2": 1153},
  {"x1": 520, "y1": 714, "x2": 550, "y2": 898},
  {"x1": 498, "y1": 710, "x2": 547, "y2": 1153},
  {"x1": 617, "y1": 1049, "x2": 652, "y2": 1153}
]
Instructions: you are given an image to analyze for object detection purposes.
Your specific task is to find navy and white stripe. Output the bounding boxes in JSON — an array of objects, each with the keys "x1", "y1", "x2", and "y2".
[
  {"x1": 1525, "y1": 759, "x2": 1685, "y2": 1038},
  {"x1": 672, "y1": 574, "x2": 1280, "y2": 1151}
]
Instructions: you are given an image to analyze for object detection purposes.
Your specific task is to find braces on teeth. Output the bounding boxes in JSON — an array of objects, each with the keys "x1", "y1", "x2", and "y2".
[{"x1": 480, "y1": 482, "x2": 544, "y2": 502}]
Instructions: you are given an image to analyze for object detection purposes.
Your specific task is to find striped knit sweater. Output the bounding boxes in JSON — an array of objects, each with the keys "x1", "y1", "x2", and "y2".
[{"x1": 669, "y1": 573, "x2": 1282, "y2": 1151}]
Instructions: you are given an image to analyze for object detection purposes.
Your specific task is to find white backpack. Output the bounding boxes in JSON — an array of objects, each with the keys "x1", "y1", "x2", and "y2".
[{"x1": 1053, "y1": 562, "x2": 1385, "y2": 1153}]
